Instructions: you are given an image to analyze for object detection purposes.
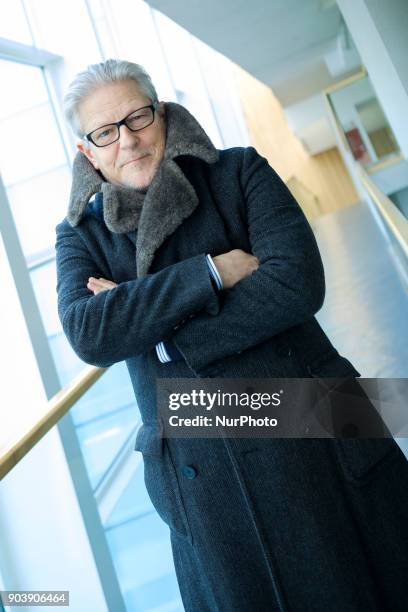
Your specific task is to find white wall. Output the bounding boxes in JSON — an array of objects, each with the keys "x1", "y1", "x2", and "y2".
[
  {"x1": 338, "y1": 0, "x2": 408, "y2": 158},
  {"x1": 284, "y1": 93, "x2": 337, "y2": 154}
]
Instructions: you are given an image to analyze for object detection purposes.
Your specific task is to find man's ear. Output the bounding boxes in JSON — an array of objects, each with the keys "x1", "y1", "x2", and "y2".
[{"x1": 77, "y1": 141, "x2": 99, "y2": 170}]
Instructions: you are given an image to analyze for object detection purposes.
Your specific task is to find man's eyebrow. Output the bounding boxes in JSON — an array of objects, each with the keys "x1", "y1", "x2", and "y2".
[
  {"x1": 90, "y1": 119, "x2": 117, "y2": 130},
  {"x1": 87, "y1": 103, "x2": 151, "y2": 132}
]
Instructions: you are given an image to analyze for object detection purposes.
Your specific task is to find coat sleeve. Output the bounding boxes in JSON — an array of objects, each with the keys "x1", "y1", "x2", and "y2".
[
  {"x1": 55, "y1": 220, "x2": 220, "y2": 368},
  {"x1": 171, "y1": 146, "x2": 326, "y2": 375}
]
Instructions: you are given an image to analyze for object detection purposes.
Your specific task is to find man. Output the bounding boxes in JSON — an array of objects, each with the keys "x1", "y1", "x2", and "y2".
[{"x1": 57, "y1": 59, "x2": 408, "y2": 611}]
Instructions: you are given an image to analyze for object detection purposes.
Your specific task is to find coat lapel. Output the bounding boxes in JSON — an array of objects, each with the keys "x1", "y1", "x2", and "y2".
[{"x1": 135, "y1": 157, "x2": 200, "y2": 277}]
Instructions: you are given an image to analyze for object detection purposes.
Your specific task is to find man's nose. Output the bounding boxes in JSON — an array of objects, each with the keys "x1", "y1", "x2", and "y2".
[{"x1": 119, "y1": 124, "x2": 140, "y2": 147}]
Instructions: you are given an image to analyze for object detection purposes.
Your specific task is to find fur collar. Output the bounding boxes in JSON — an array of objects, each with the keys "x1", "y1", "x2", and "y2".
[{"x1": 66, "y1": 101, "x2": 219, "y2": 277}]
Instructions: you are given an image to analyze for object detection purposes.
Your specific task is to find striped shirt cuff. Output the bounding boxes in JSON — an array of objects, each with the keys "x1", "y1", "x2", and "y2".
[
  {"x1": 206, "y1": 254, "x2": 223, "y2": 291},
  {"x1": 156, "y1": 341, "x2": 171, "y2": 363},
  {"x1": 156, "y1": 254, "x2": 222, "y2": 363}
]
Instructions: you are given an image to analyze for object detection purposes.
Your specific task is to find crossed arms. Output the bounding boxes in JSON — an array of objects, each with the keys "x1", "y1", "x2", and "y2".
[{"x1": 55, "y1": 147, "x2": 325, "y2": 375}]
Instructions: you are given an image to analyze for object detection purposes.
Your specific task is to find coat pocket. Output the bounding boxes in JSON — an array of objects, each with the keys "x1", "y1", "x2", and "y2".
[
  {"x1": 134, "y1": 424, "x2": 193, "y2": 542},
  {"x1": 333, "y1": 437, "x2": 401, "y2": 485},
  {"x1": 307, "y1": 353, "x2": 401, "y2": 484}
]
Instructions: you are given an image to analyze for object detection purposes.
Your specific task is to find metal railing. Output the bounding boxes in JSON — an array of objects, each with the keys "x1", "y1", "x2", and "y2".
[
  {"x1": 323, "y1": 70, "x2": 408, "y2": 266},
  {"x1": 358, "y1": 165, "x2": 408, "y2": 260}
]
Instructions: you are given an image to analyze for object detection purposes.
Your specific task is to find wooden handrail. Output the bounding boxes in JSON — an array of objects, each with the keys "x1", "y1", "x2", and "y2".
[
  {"x1": 358, "y1": 165, "x2": 408, "y2": 260},
  {"x1": 0, "y1": 365, "x2": 107, "y2": 480}
]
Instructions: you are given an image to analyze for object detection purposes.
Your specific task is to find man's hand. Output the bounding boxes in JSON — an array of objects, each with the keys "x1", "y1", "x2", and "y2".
[
  {"x1": 212, "y1": 249, "x2": 259, "y2": 289},
  {"x1": 87, "y1": 277, "x2": 118, "y2": 295}
]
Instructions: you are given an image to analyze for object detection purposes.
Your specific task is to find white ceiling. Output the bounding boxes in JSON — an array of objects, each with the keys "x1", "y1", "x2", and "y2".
[{"x1": 146, "y1": 0, "x2": 360, "y2": 107}]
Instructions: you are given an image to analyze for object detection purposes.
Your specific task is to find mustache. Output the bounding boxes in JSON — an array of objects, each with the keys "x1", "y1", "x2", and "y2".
[{"x1": 120, "y1": 153, "x2": 150, "y2": 166}]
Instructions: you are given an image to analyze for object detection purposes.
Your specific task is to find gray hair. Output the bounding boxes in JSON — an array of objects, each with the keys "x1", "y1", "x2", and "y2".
[{"x1": 63, "y1": 58, "x2": 159, "y2": 138}]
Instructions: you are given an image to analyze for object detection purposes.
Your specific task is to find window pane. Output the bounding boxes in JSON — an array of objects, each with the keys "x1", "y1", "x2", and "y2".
[
  {"x1": 106, "y1": 508, "x2": 183, "y2": 611},
  {"x1": 0, "y1": 60, "x2": 48, "y2": 118},
  {"x1": 0, "y1": 103, "x2": 66, "y2": 185},
  {"x1": 0, "y1": 60, "x2": 69, "y2": 259},
  {"x1": 29, "y1": 259, "x2": 60, "y2": 337},
  {"x1": 7, "y1": 165, "x2": 70, "y2": 257},
  {"x1": 153, "y1": 10, "x2": 223, "y2": 148},
  {"x1": 76, "y1": 404, "x2": 138, "y2": 489},
  {"x1": 0, "y1": 0, "x2": 32, "y2": 45}
]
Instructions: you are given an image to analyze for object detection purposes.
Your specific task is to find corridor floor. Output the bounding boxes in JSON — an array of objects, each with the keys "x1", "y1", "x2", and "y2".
[
  {"x1": 312, "y1": 200, "x2": 408, "y2": 378},
  {"x1": 311, "y1": 200, "x2": 408, "y2": 451}
]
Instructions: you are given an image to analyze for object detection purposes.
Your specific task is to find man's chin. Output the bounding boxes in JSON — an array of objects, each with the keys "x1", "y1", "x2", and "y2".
[{"x1": 122, "y1": 173, "x2": 151, "y2": 192}]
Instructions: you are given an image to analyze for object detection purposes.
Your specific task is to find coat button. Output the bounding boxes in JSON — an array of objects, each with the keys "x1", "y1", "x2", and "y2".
[
  {"x1": 277, "y1": 345, "x2": 292, "y2": 357},
  {"x1": 182, "y1": 465, "x2": 198, "y2": 479}
]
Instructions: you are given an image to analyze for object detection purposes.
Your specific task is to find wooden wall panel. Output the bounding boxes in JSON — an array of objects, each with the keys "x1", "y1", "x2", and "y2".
[{"x1": 232, "y1": 63, "x2": 359, "y2": 217}]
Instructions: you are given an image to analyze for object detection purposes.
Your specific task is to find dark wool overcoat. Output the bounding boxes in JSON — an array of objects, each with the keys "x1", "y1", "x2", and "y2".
[{"x1": 56, "y1": 102, "x2": 408, "y2": 611}]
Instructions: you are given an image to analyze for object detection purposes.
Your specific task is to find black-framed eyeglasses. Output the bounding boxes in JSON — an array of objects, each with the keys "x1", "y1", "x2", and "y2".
[{"x1": 85, "y1": 102, "x2": 158, "y2": 147}]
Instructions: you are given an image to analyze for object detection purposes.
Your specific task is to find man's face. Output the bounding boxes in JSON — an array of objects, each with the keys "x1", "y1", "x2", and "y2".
[{"x1": 77, "y1": 79, "x2": 166, "y2": 190}]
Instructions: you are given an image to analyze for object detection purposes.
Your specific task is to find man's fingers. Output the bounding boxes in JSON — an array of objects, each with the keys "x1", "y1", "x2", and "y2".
[
  {"x1": 88, "y1": 276, "x2": 116, "y2": 285},
  {"x1": 87, "y1": 277, "x2": 118, "y2": 293}
]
